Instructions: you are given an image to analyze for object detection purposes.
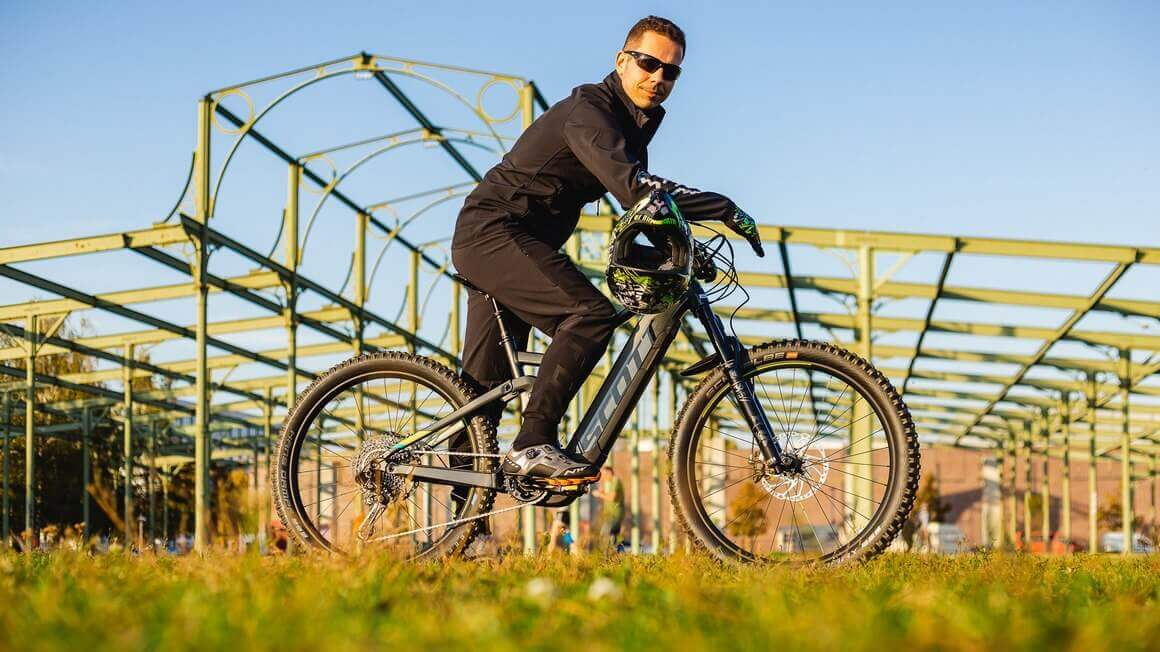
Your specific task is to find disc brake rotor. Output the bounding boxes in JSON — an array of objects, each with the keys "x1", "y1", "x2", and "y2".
[{"x1": 760, "y1": 441, "x2": 830, "y2": 503}]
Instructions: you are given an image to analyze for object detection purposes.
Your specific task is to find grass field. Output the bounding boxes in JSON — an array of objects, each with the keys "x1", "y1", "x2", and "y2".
[{"x1": 2, "y1": 551, "x2": 1159, "y2": 651}]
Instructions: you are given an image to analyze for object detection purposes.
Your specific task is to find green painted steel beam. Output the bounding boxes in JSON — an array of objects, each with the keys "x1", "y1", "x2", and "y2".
[
  {"x1": 578, "y1": 214, "x2": 1160, "y2": 264},
  {"x1": 716, "y1": 306, "x2": 1160, "y2": 352},
  {"x1": 0, "y1": 271, "x2": 281, "y2": 322},
  {"x1": 0, "y1": 224, "x2": 190, "y2": 265},
  {"x1": 954, "y1": 263, "x2": 1134, "y2": 443}
]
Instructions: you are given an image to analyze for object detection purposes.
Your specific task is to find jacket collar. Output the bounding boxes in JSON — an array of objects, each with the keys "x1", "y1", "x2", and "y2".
[{"x1": 603, "y1": 70, "x2": 665, "y2": 129}]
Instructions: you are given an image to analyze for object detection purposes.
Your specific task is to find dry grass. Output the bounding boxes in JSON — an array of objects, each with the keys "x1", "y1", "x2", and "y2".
[{"x1": 1, "y1": 551, "x2": 1158, "y2": 651}]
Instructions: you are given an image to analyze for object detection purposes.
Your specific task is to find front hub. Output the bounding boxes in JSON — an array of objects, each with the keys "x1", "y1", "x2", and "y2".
[{"x1": 755, "y1": 446, "x2": 830, "y2": 503}]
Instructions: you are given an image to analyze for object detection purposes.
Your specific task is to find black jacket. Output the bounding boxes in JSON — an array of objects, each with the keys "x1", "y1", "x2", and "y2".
[{"x1": 452, "y1": 70, "x2": 737, "y2": 250}]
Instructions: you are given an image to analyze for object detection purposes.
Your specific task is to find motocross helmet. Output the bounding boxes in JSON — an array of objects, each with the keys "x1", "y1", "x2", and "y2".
[{"x1": 606, "y1": 190, "x2": 693, "y2": 314}]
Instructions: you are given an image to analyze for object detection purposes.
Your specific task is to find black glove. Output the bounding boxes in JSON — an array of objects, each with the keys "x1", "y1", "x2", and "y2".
[{"x1": 723, "y1": 205, "x2": 765, "y2": 257}]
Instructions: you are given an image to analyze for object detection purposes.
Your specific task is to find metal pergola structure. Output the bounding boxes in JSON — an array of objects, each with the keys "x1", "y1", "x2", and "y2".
[{"x1": 2, "y1": 53, "x2": 1157, "y2": 554}]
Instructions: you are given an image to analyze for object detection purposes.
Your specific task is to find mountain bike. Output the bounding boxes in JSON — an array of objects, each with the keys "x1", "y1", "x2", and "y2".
[{"x1": 272, "y1": 233, "x2": 920, "y2": 563}]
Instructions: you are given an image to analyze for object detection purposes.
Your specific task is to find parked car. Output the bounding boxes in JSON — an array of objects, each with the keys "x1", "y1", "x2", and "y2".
[
  {"x1": 926, "y1": 523, "x2": 967, "y2": 554},
  {"x1": 1099, "y1": 532, "x2": 1155, "y2": 554}
]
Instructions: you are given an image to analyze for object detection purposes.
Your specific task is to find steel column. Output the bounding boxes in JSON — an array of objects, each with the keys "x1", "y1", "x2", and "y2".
[
  {"x1": 852, "y1": 246, "x2": 874, "y2": 530},
  {"x1": 630, "y1": 407, "x2": 641, "y2": 554},
  {"x1": 2, "y1": 391, "x2": 10, "y2": 542},
  {"x1": 24, "y1": 314, "x2": 37, "y2": 542},
  {"x1": 1150, "y1": 452, "x2": 1157, "y2": 534},
  {"x1": 651, "y1": 376, "x2": 662, "y2": 554},
  {"x1": 1022, "y1": 420, "x2": 1032, "y2": 546},
  {"x1": 1061, "y1": 394, "x2": 1071, "y2": 544},
  {"x1": 123, "y1": 343, "x2": 135, "y2": 541},
  {"x1": 996, "y1": 434, "x2": 1006, "y2": 547},
  {"x1": 193, "y1": 95, "x2": 212, "y2": 551},
  {"x1": 260, "y1": 386, "x2": 272, "y2": 553},
  {"x1": 519, "y1": 311, "x2": 534, "y2": 555},
  {"x1": 519, "y1": 78, "x2": 535, "y2": 548},
  {"x1": 161, "y1": 474, "x2": 169, "y2": 544},
  {"x1": 1040, "y1": 409, "x2": 1050, "y2": 545},
  {"x1": 192, "y1": 238, "x2": 210, "y2": 550},
  {"x1": 569, "y1": 381, "x2": 582, "y2": 555},
  {"x1": 564, "y1": 236, "x2": 582, "y2": 553},
  {"x1": 1119, "y1": 350, "x2": 1132, "y2": 555},
  {"x1": 1086, "y1": 373, "x2": 1098, "y2": 552},
  {"x1": 408, "y1": 250, "x2": 419, "y2": 348},
  {"x1": 81, "y1": 406, "x2": 90, "y2": 539},
  {"x1": 1006, "y1": 429, "x2": 1017, "y2": 546},
  {"x1": 148, "y1": 419, "x2": 157, "y2": 545},
  {"x1": 284, "y1": 163, "x2": 301, "y2": 549},
  {"x1": 409, "y1": 251, "x2": 432, "y2": 535},
  {"x1": 668, "y1": 373, "x2": 679, "y2": 554},
  {"x1": 284, "y1": 163, "x2": 300, "y2": 408},
  {"x1": 353, "y1": 210, "x2": 367, "y2": 363},
  {"x1": 450, "y1": 280, "x2": 461, "y2": 360}
]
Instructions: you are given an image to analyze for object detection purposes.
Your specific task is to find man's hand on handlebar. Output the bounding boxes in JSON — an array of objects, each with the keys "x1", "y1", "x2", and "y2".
[{"x1": 722, "y1": 206, "x2": 765, "y2": 257}]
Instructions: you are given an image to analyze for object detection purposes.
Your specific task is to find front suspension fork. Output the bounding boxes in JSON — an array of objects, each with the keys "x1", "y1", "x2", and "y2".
[{"x1": 691, "y1": 295, "x2": 785, "y2": 469}]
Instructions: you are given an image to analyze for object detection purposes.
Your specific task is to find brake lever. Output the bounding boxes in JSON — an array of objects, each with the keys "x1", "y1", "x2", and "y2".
[{"x1": 693, "y1": 238, "x2": 722, "y2": 283}]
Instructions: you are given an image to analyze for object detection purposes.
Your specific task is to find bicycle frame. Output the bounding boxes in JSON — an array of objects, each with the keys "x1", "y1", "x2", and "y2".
[{"x1": 387, "y1": 280, "x2": 785, "y2": 493}]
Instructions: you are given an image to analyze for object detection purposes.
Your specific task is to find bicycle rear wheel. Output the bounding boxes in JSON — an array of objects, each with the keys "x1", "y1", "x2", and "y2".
[
  {"x1": 669, "y1": 339, "x2": 920, "y2": 564},
  {"x1": 272, "y1": 352, "x2": 498, "y2": 557}
]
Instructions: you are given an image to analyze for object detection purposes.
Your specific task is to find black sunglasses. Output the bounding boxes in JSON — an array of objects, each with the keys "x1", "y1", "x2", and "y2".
[{"x1": 622, "y1": 50, "x2": 682, "y2": 81}]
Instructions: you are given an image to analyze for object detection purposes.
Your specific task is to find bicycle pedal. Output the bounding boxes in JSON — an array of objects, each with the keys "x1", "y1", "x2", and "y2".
[{"x1": 540, "y1": 474, "x2": 600, "y2": 488}]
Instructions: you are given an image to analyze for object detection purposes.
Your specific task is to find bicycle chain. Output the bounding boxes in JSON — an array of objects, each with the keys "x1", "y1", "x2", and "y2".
[{"x1": 363, "y1": 500, "x2": 526, "y2": 543}]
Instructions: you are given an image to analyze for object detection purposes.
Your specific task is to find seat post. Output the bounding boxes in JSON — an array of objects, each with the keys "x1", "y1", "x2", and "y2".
[
  {"x1": 490, "y1": 298, "x2": 524, "y2": 379},
  {"x1": 454, "y1": 273, "x2": 525, "y2": 379}
]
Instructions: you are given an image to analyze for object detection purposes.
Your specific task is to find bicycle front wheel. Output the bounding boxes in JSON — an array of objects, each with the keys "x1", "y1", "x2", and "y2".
[{"x1": 669, "y1": 339, "x2": 920, "y2": 564}]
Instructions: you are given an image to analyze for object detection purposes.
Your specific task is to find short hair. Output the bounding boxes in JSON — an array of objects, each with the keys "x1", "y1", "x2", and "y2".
[{"x1": 623, "y1": 15, "x2": 686, "y2": 54}]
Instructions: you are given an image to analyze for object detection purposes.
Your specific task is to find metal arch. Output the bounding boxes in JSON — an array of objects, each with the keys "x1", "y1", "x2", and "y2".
[
  {"x1": 206, "y1": 60, "x2": 517, "y2": 221},
  {"x1": 212, "y1": 106, "x2": 451, "y2": 280},
  {"x1": 297, "y1": 136, "x2": 494, "y2": 265},
  {"x1": 207, "y1": 51, "x2": 531, "y2": 97},
  {"x1": 298, "y1": 126, "x2": 514, "y2": 160},
  {"x1": 364, "y1": 185, "x2": 477, "y2": 296}
]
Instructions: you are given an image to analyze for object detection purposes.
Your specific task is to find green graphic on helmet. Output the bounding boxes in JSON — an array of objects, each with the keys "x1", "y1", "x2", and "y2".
[{"x1": 605, "y1": 190, "x2": 693, "y2": 314}]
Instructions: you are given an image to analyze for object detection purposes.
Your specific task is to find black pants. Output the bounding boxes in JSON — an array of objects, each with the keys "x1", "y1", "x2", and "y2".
[{"x1": 450, "y1": 221, "x2": 619, "y2": 448}]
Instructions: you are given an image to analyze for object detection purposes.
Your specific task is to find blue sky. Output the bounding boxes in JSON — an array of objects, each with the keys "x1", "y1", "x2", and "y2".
[
  {"x1": 2, "y1": 1, "x2": 1158, "y2": 404},
  {"x1": 3, "y1": 1, "x2": 1157, "y2": 246}
]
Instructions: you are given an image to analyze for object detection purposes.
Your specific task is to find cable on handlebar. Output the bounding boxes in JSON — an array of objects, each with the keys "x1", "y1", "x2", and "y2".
[{"x1": 692, "y1": 224, "x2": 753, "y2": 348}]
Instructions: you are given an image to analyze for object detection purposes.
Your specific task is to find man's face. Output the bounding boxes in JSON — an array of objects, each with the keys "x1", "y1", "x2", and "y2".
[{"x1": 615, "y1": 31, "x2": 684, "y2": 110}]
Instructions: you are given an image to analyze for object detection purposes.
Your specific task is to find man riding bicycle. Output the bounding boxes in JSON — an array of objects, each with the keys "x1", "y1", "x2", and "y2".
[{"x1": 450, "y1": 15, "x2": 765, "y2": 481}]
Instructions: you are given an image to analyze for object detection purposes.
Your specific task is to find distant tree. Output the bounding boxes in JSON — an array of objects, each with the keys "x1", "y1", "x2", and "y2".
[
  {"x1": 1, "y1": 315, "x2": 176, "y2": 542},
  {"x1": 727, "y1": 482, "x2": 769, "y2": 549},
  {"x1": 213, "y1": 467, "x2": 253, "y2": 545},
  {"x1": 902, "y1": 473, "x2": 951, "y2": 550},
  {"x1": 1027, "y1": 492, "x2": 1045, "y2": 537},
  {"x1": 1097, "y1": 495, "x2": 1138, "y2": 532}
]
